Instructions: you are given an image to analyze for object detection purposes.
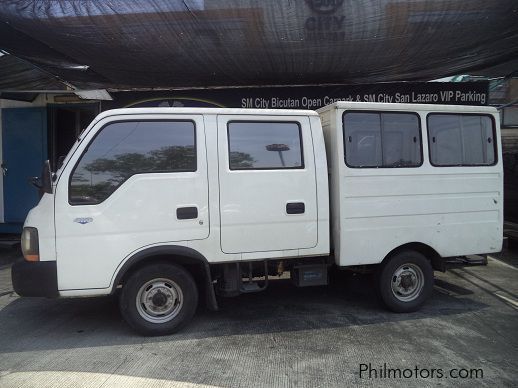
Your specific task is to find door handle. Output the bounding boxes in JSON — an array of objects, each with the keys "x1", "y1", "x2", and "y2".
[
  {"x1": 176, "y1": 206, "x2": 198, "y2": 220},
  {"x1": 286, "y1": 202, "x2": 305, "y2": 214}
]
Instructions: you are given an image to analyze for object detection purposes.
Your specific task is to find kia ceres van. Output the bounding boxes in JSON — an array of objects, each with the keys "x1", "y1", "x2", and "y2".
[{"x1": 13, "y1": 103, "x2": 502, "y2": 335}]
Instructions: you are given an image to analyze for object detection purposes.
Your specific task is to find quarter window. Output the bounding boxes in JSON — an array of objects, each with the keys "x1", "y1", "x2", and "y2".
[
  {"x1": 69, "y1": 120, "x2": 196, "y2": 205},
  {"x1": 427, "y1": 114, "x2": 496, "y2": 166},
  {"x1": 227, "y1": 121, "x2": 303, "y2": 169},
  {"x1": 343, "y1": 112, "x2": 422, "y2": 168}
]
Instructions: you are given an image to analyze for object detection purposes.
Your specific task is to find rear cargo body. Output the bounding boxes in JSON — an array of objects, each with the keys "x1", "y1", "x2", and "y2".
[{"x1": 318, "y1": 102, "x2": 503, "y2": 267}]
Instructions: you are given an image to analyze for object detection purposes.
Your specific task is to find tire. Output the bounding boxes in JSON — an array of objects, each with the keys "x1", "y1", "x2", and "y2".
[
  {"x1": 377, "y1": 250, "x2": 433, "y2": 313},
  {"x1": 119, "y1": 263, "x2": 198, "y2": 336}
]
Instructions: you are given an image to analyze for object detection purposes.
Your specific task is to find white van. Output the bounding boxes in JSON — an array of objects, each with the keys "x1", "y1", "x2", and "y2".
[{"x1": 13, "y1": 102, "x2": 503, "y2": 335}]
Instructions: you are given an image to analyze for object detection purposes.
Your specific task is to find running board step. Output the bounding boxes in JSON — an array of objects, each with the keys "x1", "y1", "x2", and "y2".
[{"x1": 239, "y1": 261, "x2": 269, "y2": 293}]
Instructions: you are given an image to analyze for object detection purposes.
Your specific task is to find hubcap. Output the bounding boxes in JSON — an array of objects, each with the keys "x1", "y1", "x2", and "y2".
[
  {"x1": 390, "y1": 263, "x2": 424, "y2": 302},
  {"x1": 136, "y1": 278, "x2": 183, "y2": 323}
]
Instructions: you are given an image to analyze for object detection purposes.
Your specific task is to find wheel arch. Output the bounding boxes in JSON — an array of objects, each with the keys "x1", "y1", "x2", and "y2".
[
  {"x1": 111, "y1": 245, "x2": 218, "y2": 310},
  {"x1": 382, "y1": 242, "x2": 444, "y2": 271}
]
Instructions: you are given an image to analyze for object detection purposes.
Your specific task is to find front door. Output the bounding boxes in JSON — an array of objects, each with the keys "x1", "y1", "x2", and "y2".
[
  {"x1": 217, "y1": 115, "x2": 318, "y2": 254},
  {"x1": 2, "y1": 107, "x2": 47, "y2": 223},
  {"x1": 54, "y1": 114, "x2": 209, "y2": 290}
]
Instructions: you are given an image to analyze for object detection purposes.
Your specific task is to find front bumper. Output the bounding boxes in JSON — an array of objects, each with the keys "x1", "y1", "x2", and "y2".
[{"x1": 11, "y1": 260, "x2": 59, "y2": 297}]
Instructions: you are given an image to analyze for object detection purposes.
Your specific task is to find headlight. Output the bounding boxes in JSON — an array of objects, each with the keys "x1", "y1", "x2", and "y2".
[{"x1": 21, "y1": 227, "x2": 39, "y2": 261}]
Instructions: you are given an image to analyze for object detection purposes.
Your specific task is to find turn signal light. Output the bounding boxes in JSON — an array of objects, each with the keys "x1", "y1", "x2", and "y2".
[{"x1": 21, "y1": 227, "x2": 39, "y2": 262}]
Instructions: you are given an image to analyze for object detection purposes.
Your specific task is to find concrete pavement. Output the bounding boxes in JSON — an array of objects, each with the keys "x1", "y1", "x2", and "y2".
[{"x1": 0, "y1": 250, "x2": 517, "y2": 387}]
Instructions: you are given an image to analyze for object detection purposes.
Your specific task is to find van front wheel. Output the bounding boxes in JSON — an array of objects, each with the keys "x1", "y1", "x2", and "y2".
[
  {"x1": 377, "y1": 251, "x2": 433, "y2": 313},
  {"x1": 119, "y1": 263, "x2": 198, "y2": 336}
]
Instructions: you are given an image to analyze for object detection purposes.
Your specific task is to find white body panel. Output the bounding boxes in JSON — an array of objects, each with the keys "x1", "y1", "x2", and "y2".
[
  {"x1": 318, "y1": 102, "x2": 503, "y2": 266},
  {"x1": 24, "y1": 193, "x2": 56, "y2": 262},
  {"x1": 42, "y1": 108, "x2": 330, "y2": 294}
]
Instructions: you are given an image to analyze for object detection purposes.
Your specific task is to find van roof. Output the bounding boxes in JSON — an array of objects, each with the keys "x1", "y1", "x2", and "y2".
[
  {"x1": 96, "y1": 107, "x2": 319, "y2": 121},
  {"x1": 317, "y1": 101, "x2": 498, "y2": 113}
]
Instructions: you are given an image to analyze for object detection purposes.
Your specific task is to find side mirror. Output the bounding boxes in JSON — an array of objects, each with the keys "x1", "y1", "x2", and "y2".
[
  {"x1": 29, "y1": 160, "x2": 53, "y2": 197},
  {"x1": 29, "y1": 176, "x2": 43, "y2": 189},
  {"x1": 42, "y1": 160, "x2": 53, "y2": 194}
]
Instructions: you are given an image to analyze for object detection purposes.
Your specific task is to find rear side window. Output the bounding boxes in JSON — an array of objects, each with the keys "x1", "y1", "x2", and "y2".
[
  {"x1": 69, "y1": 120, "x2": 196, "y2": 205},
  {"x1": 227, "y1": 121, "x2": 303, "y2": 169},
  {"x1": 427, "y1": 114, "x2": 496, "y2": 166},
  {"x1": 343, "y1": 112, "x2": 422, "y2": 168}
]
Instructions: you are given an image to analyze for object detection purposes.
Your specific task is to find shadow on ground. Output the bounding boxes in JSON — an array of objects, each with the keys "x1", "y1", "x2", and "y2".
[{"x1": 0, "y1": 270, "x2": 487, "y2": 353}]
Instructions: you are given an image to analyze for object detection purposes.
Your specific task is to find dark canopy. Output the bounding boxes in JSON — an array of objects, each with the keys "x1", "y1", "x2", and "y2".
[
  {"x1": 0, "y1": 54, "x2": 68, "y2": 91},
  {"x1": 1, "y1": 0, "x2": 517, "y2": 90}
]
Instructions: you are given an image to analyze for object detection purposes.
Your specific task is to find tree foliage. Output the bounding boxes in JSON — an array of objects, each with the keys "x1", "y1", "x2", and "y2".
[
  {"x1": 229, "y1": 151, "x2": 255, "y2": 168},
  {"x1": 70, "y1": 146, "x2": 255, "y2": 203}
]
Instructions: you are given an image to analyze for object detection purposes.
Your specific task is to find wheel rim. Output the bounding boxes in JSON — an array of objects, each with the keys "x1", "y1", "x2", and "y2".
[
  {"x1": 390, "y1": 263, "x2": 424, "y2": 302},
  {"x1": 136, "y1": 278, "x2": 183, "y2": 323}
]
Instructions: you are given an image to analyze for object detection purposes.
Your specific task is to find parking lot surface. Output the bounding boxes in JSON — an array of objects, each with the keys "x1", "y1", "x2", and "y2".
[{"x1": 0, "y1": 250, "x2": 517, "y2": 387}]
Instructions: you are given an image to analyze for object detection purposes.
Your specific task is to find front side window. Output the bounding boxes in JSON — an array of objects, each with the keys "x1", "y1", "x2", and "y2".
[
  {"x1": 227, "y1": 121, "x2": 303, "y2": 170},
  {"x1": 343, "y1": 112, "x2": 422, "y2": 168},
  {"x1": 69, "y1": 120, "x2": 196, "y2": 204},
  {"x1": 428, "y1": 114, "x2": 496, "y2": 166}
]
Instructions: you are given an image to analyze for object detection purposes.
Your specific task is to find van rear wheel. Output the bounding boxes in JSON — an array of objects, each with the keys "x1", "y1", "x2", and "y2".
[
  {"x1": 377, "y1": 250, "x2": 433, "y2": 313},
  {"x1": 119, "y1": 263, "x2": 198, "y2": 336}
]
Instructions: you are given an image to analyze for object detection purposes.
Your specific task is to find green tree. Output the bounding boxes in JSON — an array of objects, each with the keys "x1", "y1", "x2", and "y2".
[{"x1": 229, "y1": 151, "x2": 255, "y2": 168}]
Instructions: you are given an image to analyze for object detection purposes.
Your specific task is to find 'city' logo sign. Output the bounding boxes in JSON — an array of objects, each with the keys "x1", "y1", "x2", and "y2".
[{"x1": 305, "y1": 0, "x2": 344, "y2": 14}]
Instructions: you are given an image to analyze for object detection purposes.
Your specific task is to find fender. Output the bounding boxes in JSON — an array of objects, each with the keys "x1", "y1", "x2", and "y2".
[
  {"x1": 382, "y1": 242, "x2": 443, "y2": 271},
  {"x1": 111, "y1": 245, "x2": 218, "y2": 311}
]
